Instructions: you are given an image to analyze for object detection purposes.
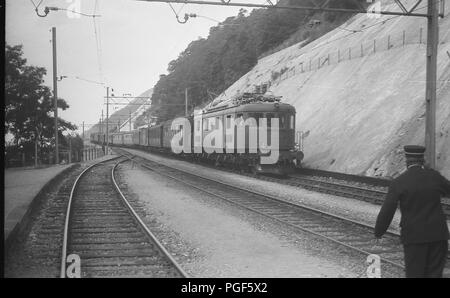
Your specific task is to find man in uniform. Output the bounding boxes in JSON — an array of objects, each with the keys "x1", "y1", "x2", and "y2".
[{"x1": 374, "y1": 145, "x2": 450, "y2": 278}]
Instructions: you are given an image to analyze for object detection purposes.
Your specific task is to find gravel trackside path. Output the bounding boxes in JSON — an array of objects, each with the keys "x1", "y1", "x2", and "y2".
[
  {"x1": 117, "y1": 161, "x2": 386, "y2": 278},
  {"x1": 122, "y1": 148, "x2": 403, "y2": 233}
]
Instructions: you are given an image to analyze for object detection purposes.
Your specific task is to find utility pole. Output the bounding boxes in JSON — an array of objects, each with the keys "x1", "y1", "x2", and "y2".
[
  {"x1": 106, "y1": 87, "x2": 110, "y2": 155},
  {"x1": 425, "y1": 0, "x2": 439, "y2": 169},
  {"x1": 101, "y1": 110, "x2": 104, "y2": 134},
  {"x1": 68, "y1": 136, "x2": 72, "y2": 164},
  {"x1": 52, "y1": 27, "x2": 59, "y2": 164},
  {"x1": 34, "y1": 133, "x2": 38, "y2": 168},
  {"x1": 185, "y1": 88, "x2": 188, "y2": 117},
  {"x1": 82, "y1": 121, "x2": 85, "y2": 143},
  {"x1": 129, "y1": 110, "x2": 132, "y2": 131}
]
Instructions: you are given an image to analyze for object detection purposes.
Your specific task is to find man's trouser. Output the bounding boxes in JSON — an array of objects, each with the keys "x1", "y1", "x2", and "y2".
[{"x1": 403, "y1": 240, "x2": 448, "y2": 278}]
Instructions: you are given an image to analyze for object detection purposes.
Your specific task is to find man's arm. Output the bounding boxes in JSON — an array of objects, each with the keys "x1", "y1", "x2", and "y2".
[
  {"x1": 374, "y1": 184, "x2": 400, "y2": 238},
  {"x1": 437, "y1": 172, "x2": 450, "y2": 196}
]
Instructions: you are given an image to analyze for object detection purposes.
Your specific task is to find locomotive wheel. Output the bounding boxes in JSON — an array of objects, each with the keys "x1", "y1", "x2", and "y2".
[
  {"x1": 214, "y1": 155, "x2": 221, "y2": 167},
  {"x1": 250, "y1": 165, "x2": 259, "y2": 177}
]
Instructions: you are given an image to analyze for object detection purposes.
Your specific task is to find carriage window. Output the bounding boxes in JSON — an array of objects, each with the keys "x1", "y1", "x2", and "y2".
[
  {"x1": 290, "y1": 115, "x2": 294, "y2": 129},
  {"x1": 196, "y1": 120, "x2": 201, "y2": 131},
  {"x1": 203, "y1": 118, "x2": 209, "y2": 131}
]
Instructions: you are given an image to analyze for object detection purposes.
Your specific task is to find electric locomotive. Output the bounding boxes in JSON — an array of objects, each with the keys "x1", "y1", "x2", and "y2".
[{"x1": 90, "y1": 91, "x2": 303, "y2": 175}]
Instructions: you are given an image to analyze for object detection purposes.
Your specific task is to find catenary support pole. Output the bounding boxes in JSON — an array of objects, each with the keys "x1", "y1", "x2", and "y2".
[
  {"x1": 106, "y1": 87, "x2": 109, "y2": 155},
  {"x1": 425, "y1": 0, "x2": 439, "y2": 169},
  {"x1": 52, "y1": 27, "x2": 59, "y2": 164}
]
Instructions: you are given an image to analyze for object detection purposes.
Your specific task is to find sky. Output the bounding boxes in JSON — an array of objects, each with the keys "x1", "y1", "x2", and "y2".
[{"x1": 5, "y1": 0, "x2": 255, "y2": 134}]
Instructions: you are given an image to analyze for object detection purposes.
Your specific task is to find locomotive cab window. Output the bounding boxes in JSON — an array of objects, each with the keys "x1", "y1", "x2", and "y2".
[
  {"x1": 279, "y1": 114, "x2": 287, "y2": 129},
  {"x1": 209, "y1": 118, "x2": 215, "y2": 130},
  {"x1": 203, "y1": 118, "x2": 209, "y2": 131},
  {"x1": 237, "y1": 114, "x2": 244, "y2": 125},
  {"x1": 215, "y1": 117, "x2": 221, "y2": 129},
  {"x1": 226, "y1": 115, "x2": 233, "y2": 129},
  {"x1": 248, "y1": 113, "x2": 263, "y2": 125}
]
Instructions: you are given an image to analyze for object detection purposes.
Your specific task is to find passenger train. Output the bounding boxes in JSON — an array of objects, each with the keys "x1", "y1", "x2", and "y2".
[{"x1": 91, "y1": 91, "x2": 304, "y2": 175}]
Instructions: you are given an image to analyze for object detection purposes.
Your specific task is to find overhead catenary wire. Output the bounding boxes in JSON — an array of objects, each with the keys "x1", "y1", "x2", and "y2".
[
  {"x1": 92, "y1": 0, "x2": 105, "y2": 85},
  {"x1": 29, "y1": 0, "x2": 43, "y2": 10},
  {"x1": 168, "y1": 2, "x2": 189, "y2": 23},
  {"x1": 29, "y1": 0, "x2": 47, "y2": 17},
  {"x1": 50, "y1": 7, "x2": 101, "y2": 17},
  {"x1": 29, "y1": 0, "x2": 101, "y2": 18}
]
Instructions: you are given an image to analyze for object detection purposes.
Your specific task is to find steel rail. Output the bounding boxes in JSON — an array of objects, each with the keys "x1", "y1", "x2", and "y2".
[
  {"x1": 290, "y1": 174, "x2": 387, "y2": 195},
  {"x1": 60, "y1": 158, "x2": 120, "y2": 278},
  {"x1": 118, "y1": 150, "x2": 405, "y2": 270},
  {"x1": 60, "y1": 156, "x2": 188, "y2": 278},
  {"x1": 111, "y1": 159, "x2": 189, "y2": 278}
]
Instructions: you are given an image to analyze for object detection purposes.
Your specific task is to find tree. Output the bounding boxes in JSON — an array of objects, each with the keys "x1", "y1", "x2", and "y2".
[
  {"x1": 5, "y1": 44, "x2": 76, "y2": 164},
  {"x1": 138, "y1": 2, "x2": 354, "y2": 125}
]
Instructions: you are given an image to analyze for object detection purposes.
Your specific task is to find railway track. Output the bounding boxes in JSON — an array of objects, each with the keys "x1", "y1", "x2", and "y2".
[
  {"x1": 278, "y1": 173, "x2": 450, "y2": 219},
  {"x1": 117, "y1": 149, "x2": 425, "y2": 277},
  {"x1": 118, "y1": 146, "x2": 450, "y2": 219},
  {"x1": 60, "y1": 157, "x2": 187, "y2": 278},
  {"x1": 283, "y1": 174, "x2": 388, "y2": 204}
]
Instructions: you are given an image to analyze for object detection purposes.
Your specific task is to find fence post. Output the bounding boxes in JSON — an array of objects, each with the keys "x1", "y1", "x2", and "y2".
[
  {"x1": 388, "y1": 35, "x2": 391, "y2": 49},
  {"x1": 419, "y1": 27, "x2": 423, "y2": 44}
]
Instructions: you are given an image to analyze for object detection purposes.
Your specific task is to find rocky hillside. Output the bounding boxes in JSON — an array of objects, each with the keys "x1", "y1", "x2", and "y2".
[{"x1": 208, "y1": 0, "x2": 450, "y2": 178}]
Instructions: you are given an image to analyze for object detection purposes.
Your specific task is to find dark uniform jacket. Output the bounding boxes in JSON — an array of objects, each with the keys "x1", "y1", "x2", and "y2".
[{"x1": 375, "y1": 166, "x2": 450, "y2": 244}]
